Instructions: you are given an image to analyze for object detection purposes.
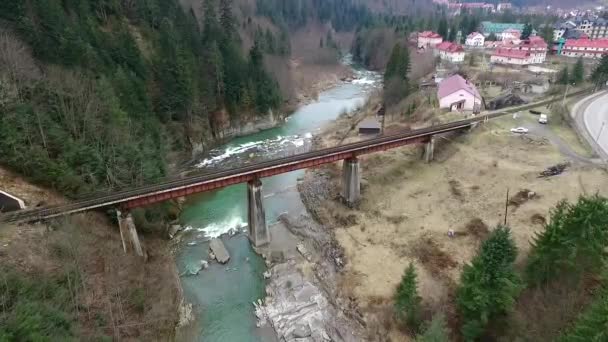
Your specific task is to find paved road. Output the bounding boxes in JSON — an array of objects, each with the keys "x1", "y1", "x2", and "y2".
[{"x1": 572, "y1": 91, "x2": 608, "y2": 160}]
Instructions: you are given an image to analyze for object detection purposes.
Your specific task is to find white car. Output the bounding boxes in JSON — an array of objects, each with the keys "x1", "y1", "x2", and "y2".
[{"x1": 510, "y1": 127, "x2": 529, "y2": 134}]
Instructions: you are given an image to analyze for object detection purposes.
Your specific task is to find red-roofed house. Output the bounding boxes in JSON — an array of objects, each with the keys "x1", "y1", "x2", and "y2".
[
  {"x1": 561, "y1": 38, "x2": 608, "y2": 58},
  {"x1": 466, "y1": 32, "x2": 485, "y2": 47},
  {"x1": 490, "y1": 37, "x2": 548, "y2": 65},
  {"x1": 418, "y1": 31, "x2": 443, "y2": 49},
  {"x1": 518, "y1": 36, "x2": 548, "y2": 63},
  {"x1": 438, "y1": 74, "x2": 482, "y2": 112},
  {"x1": 491, "y1": 48, "x2": 532, "y2": 65},
  {"x1": 435, "y1": 42, "x2": 465, "y2": 63}
]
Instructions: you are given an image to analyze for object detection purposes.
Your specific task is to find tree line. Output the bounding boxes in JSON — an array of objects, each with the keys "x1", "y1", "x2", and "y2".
[
  {"x1": 394, "y1": 195, "x2": 608, "y2": 341},
  {"x1": 0, "y1": 0, "x2": 282, "y2": 197}
]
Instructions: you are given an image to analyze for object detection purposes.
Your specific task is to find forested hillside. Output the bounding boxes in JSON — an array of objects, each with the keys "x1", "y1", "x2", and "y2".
[{"x1": 0, "y1": 0, "x2": 281, "y2": 196}]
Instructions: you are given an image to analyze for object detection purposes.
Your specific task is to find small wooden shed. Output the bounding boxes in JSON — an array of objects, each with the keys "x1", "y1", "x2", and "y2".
[{"x1": 358, "y1": 117, "x2": 381, "y2": 135}]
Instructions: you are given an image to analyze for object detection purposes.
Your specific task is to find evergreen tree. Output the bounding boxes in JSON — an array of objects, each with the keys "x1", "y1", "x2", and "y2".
[
  {"x1": 571, "y1": 57, "x2": 584, "y2": 84},
  {"x1": 203, "y1": 0, "x2": 220, "y2": 42},
  {"x1": 525, "y1": 195, "x2": 608, "y2": 286},
  {"x1": 558, "y1": 66, "x2": 570, "y2": 85},
  {"x1": 219, "y1": 0, "x2": 235, "y2": 37},
  {"x1": 383, "y1": 43, "x2": 411, "y2": 106},
  {"x1": 521, "y1": 23, "x2": 533, "y2": 40},
  {"x1": 559, "y1": 284, "x2": 608, "y2": 342},
  {"x1": 487, "y1": 32, "x2": 498, "y2": 41},
  {"x1": 541, "y1": 24, "x2": 555, "y2": 44},
  {"x1": 394, "y1": 263, "x2": 422, "y2": 331},
  {"x1": 438, "y1": 18, "x2": 448, "y2": 40},
  {"x1": 591, "y1": 55, "x2": 608, "y2": 88},
  {"x1": 448, "y1": 27, "x2": 457, "y2": 42},
  {"x1": 416, "y1": 313, "x2": 450, "y2": 342},
  {"x1": 456, "y1": 226, "x2": 522, "y2": 341}
]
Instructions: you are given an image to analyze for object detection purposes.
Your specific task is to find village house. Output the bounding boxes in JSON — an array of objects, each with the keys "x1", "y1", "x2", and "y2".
[
  {"x1": 417, "y1": 31, "x2": 443, "y2": 49},
  {"x1": 560, "y1": 38, "x2": 608, "y2": 58},
  {"x1": 518, "y1": 36, "x2": 548, "y2": 63},
  {"x1": 490, "y1": 36, "x2": 548, "y2": 65},
  {"x1": 438, "y1": 74, "x2": 483, "y2": 112},
  {"x1": 465, "y1": 32, "x2": 485, "y2": 47},
  {"x1": 435, "y1": 42, "x2": 465, "y2": 63},
  {"x1": 498, "y1": 28, "x2": 521, "y2": 41},
  {"x1": 491, "y1": 48, "x2": 532, "y2": 65}
]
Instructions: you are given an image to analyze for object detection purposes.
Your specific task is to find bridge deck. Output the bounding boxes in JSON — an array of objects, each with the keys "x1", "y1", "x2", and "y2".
[{"x1": 0, "y1": 89, "x2": 589, "y2": 223}]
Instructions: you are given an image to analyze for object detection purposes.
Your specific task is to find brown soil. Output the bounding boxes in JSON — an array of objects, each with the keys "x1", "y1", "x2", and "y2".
[{"x1": 464, "y1": 218, "x2": 490, "y2": 240}]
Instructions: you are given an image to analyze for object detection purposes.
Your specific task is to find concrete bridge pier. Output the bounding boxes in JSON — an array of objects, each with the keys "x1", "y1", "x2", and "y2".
[
  {"x1": 247, "y1": 178, "x2": 270, "y2": 247},
  {"x1": 116, "y1": 209, "x2": 145, "y2": 258},
  {"x1": 341, "y1": 157, "x2": 361, "y2": 207},
  {"x1": 424, "y1": 136, "x2": 435, "y2": 163}
]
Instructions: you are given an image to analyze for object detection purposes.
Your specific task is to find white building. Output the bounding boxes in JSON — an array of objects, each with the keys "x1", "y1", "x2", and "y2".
[
  {"x1": 561, "y1": 38, "x2": 608, "y2": 58},
  {"x1": 437, "y1": 74, "x2": 483, "y2": 112},
  {"x1": 491, "y1": 48, "x2": 532, "y2": 65},
  {"x1": 498, "y1": 28, "x2": 521, "y2": 41},
  {"x1": 465, "y1": 32, "x2": 485, "y2": 47},
  {"x1": 435, "y1": 42, "x2": 465, "y2": 63},
  {"x1": 418, "y1": 31, "x2": 443, "y2": 49}
]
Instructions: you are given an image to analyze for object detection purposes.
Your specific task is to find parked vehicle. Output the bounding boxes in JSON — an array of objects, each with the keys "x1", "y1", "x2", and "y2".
[
  {"x1": 510, "y1": 127, "x2": 529, "y2": 134},
  {"x1": 538, "y1": 114, "x2": 548, "y2": 124}
]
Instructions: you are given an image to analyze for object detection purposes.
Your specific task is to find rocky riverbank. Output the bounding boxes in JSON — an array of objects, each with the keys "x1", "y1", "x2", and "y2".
[{"x1": 254, "y1": 210, "x2": 365, "y2": 341}]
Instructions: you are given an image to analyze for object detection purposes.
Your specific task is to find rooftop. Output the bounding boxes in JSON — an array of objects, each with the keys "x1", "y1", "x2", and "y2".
[
  {"x1": 438, "y1": 74, "x2": 481, "y2": 100},
  {"x1": 419, "y1": 31, "x2": 442, "y2": 39},
  {"x1": 467, "y1": 32, "x2": 484, "y2": 39},
  {"x1": 481, "y1": 21, "x2": 525, "y2": 34},
  {"x1": 564, "y1": 38, "x2": 608, "y2": 48},
  {"x1": 436, "y1": 41, "x2": 464, "y2": 53},
  {"x1": 492, "y1": 48, "x2": 530, "y2": 59}
]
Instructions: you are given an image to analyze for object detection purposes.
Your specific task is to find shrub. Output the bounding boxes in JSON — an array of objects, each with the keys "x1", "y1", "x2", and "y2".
[{"x1": 416, "y1": 313, "x2": 450, "y2": 342}]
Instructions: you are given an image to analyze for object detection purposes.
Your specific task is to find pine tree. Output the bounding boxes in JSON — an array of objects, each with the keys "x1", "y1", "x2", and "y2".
[
  {"x1": 456, "y1": 226, "x2": 522, "y2": 341},
  {"x1": 219, "y1": 0, "x2": 235, "y2": 37},
  {"x1": 525, "y1": 195, "x2": 608, "y2": 286},
  {"x1": 558, "y1": 285, "x2": 608, "y2": 342},
  {"x1": 558, "y1": 66, "x2": 570, "y2": 85},
  {"x1": 591, "y1": 55, "x2": 608, "y2": 88},
  {"x1": 203, "y1": 0, "x2": 219, "y2": 42},
  {"x1": 384, "y1": 44, "x2": 403, "y2": 83},
  {"x1": 438, "y1": 18, "x2": 448, "y2": 40},
  {"x1": 394, "y1": 263, "x2": 422, "y2": 331},
  {"x1": 448, "y1": 27, "x2": 457, "y2": 42},
  {"x1": 416, "y1": 313, "x2": 450, "y2": 342},
  {"x1": 521, "y1": 23, "x2": 533, "y2": 40},
  {"x1": 572, "y1": 57, "x2": 584, "y2": 84}
]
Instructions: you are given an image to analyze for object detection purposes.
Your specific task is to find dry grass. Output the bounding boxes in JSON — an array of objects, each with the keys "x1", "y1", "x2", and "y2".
[
  {"x1": 411, "y1": 236, "x2": 458, "y2": 281},
  {"x1": 1, "y1": 215, "x2": 181, "y2": 340},
  {"x1": 308, "y1": 109, "x2": 608, "y2": 339}
]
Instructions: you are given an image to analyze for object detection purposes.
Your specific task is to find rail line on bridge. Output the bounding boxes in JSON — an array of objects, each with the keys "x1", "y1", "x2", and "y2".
[{"x1": 0, "y1": 89, "x2": 589, "y2": 224}]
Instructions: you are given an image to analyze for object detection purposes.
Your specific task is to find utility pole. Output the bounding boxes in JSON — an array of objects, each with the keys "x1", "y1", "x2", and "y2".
[
  {"x1": 596, "y1": 121, "x2": 606, "y2": 142},
  {"x1": 504, "y1": 188, "x2": 509, "y2": 226},
  {"x1": 562, "y1": 83, "x2": 572, "y2": 106}
]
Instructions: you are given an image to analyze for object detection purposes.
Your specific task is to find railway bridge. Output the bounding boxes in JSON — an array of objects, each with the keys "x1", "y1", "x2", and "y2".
[{"x1": 0, "y1": 90, "x2": 589, "y2": 252}]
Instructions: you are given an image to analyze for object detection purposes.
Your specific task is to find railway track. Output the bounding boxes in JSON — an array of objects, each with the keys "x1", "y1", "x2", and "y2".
[{"x1": 0, "y1": 89, "x2": 590, "y2": 223}]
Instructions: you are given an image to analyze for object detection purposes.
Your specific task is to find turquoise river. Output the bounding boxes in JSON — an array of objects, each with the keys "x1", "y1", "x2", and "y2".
[{"x1": 176, "y1": 62, "x2": 379, "y2": 341}]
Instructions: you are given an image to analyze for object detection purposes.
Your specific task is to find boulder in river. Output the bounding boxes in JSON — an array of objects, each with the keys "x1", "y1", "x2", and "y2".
[{"x1": 209, "y1": 238, "x2": 230, "y2": 264}]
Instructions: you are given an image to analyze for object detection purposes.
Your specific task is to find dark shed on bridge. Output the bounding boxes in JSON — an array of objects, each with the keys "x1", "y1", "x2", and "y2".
[{"x1": 358, "y1": 117, "x2": 381, "y2": 135}]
